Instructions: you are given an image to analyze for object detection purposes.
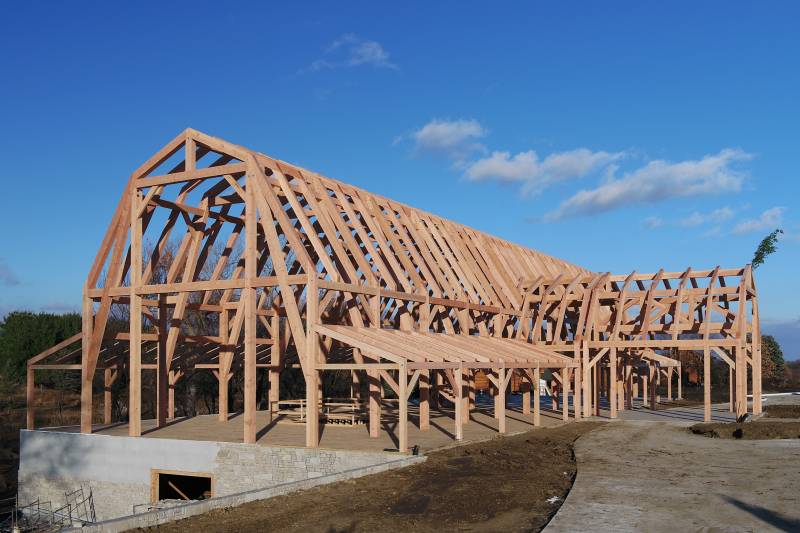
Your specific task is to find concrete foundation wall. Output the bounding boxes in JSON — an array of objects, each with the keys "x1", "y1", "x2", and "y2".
[{"x1": 18, "y1": 430, "x2": 401, "y2": 521}]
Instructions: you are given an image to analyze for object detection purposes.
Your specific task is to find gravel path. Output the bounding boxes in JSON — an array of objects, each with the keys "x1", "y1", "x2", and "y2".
[{"x1": 545, "y1": 418, "x2": 800, "y2": 532}]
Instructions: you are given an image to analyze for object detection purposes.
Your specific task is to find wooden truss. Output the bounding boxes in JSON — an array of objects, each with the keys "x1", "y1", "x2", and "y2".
[{"x1": 27, "y1": 129, "x2": 761, "y2": 451}]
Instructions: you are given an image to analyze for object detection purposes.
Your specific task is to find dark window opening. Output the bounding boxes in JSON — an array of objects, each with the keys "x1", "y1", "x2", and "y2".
[{"x1": 157, "y1": 473, "x2": 212, "y2": 501}]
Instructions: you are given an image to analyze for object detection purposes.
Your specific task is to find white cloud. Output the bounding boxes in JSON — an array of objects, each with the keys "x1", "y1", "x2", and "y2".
[
  {"x1": 301, "y1": 34, "x2": 398, "y2": 73},
  {"x1": 680, "y1": 207, "x2": 735, "y2": 227},
  {"x1": 466, "y1": 148, "x2": 624, "y2": 196},
  {"x1": 411, "y1": 119, "x2": 487, "y2": 161},
  {"x1": 545, "y1": 149, "x2": 751, "y2": 221},
  {"x1": 731, "y1": 206, "x2": 786, "y2": 235},
  {"x1": 0, "y1": 257, "x2": 19, "y2": 286},
  {"x1": 642, "y1": 216, "x2": 663, "y2": 229}
]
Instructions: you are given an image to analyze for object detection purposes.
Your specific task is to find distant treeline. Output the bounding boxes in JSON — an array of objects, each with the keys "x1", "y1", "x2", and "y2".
[{"x1": 0, "y1": 311, "x2": 81, "y2": 384}]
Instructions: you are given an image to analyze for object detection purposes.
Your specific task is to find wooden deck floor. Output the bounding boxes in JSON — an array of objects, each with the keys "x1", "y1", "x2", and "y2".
[{"x1": 85, "y1": 398, "x2": 567, "y2": 453}]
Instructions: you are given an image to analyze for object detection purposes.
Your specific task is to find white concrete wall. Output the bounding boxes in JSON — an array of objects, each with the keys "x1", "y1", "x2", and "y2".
[{"x1": 18, "y1": 430, "x2": 400, "y2": 521}]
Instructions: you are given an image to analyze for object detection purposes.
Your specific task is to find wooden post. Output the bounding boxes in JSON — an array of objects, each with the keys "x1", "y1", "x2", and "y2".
[
  {"x1": 269, "y1": 315, "x2": 281, "y2": 422},
  {"x1": 610, "y1": 348, "x2": 618, "y2": 419},
  {"x1": 399, "y1": 364, "x2": 408, "y2": 452},
  {"x1": 522, "y1": 374, "x2": 531, "y2": 416},
  {"x1": 454, "y1": 367, "x2": 463, "y2": 440},
  {"x1": 642, "y1": 365, "x2": 649, "y2": 407},
  {"x1": 129, "y1": 189, "x2": 143, "y2": 438},
  {"x1": 103, "y1": 367, "x2": 112, "y2": 425},
  {"x1": 562, "y1": 370, "x2": 569, "y2": 421},
  {"x1": 666, "y1": 367, "x2": 672, "y2": 401},
  {"x1": 735, "y1": 344, "x2": 747, "y2": 418},
  {"x1": 305, "y1": 274, "x2": 320, "y2": 447},
  {"x1": 582, "y1": 345, "x2": 590, "y2": 419},
  {"x1": 157, "y1": 295, "x2": 168, "y2": 427},
  {"x1": 80, "y1": 294, "x2": 94, "y2": 433},
  {"x1": 677, "y1": 362, "x2": 683, "y2": 400},
  {"x1": 533, "y1": 366, "x2": 541, "y2": 427},
  {"x1": 242, "y1": 166, "x2": 258, "y2": 445},
  {"x1": 497, "y1": 367, "x2": 506, "y2": 434},
  {"x1": 419, "y1": 370, "x2": 429, "y2": 430},
  {"x1": 728, "y1": 365, "x2": 734, "y2": 412},
  {"x1": 703, "y1": 346, "x2": 711, "y2": 422},
  {"x1": 467, "y1": 370, "x2": 475, "y2": 422},
  {"x1": 463, "y1": 368, "x2": 471, "y2": 424},
  {"x1": 649, "y1": 364, "x2": 657, "y2": 411},
  {"x1": 218, "y1": 309, "x2": 230, "y2": 422},
  {"x1": 26, "y1": 366, "x2": 34, "y2": 430},
  {"x1": 168, "y1": 371, "x2": 176, "y2": 419},
  {"x1": 593, "y1": 363, "x2": 600, "y2": 416},
  {"x1": 368, "y1": 293, "x2": 381, "y2": 438}
]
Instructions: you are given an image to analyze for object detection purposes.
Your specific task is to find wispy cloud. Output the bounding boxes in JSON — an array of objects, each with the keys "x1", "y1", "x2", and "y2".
[
  {"x1": 466, "y1": 148, "x2": 624, "y2": 196},
  {"x1": 301, "y1": 34, "x2": 398, "y2": 74},
  {"x1": 407, "y1": 118, "x2": 487, "y2": 162},
  {"x1": 0, "y1": 258, "x2": 19, "y2": 286},
  {"x1": 545, "y1": 149, "x2": 751, "y2": 221},
  {"x1": 731, "y1": 206, "x2": 785, "y2": 235},
  {"x1": 642, "y1": 216, "x2": 663, "y2": 229},
  {"x1": 680, "y1": 206, "x2": 735, "y2": 227}
]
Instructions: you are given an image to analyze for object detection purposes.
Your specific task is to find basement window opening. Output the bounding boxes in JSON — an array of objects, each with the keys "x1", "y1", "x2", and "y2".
[{"x1": 156, "y1": 472, "x2": 213, "y2": 502}]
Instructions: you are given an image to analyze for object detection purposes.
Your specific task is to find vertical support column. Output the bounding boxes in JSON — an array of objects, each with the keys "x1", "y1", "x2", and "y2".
[
  {"x1": 168, "y1": 371, "x2": 176, "y2": 419},
  {"x1": 497, "y1": 367, "x2": 507, "y2": 434},
  {"x1": 666, "y1": 367, "x2": 673, "y2": 401},
  {"x1": 562, "y1": 370, "x2": 569, "y2": 421},
  {"x1": 610, "y1": 348, "x2": 618, "y2": 419},
  {"x1": 269, "y1": 315, "x2": 281, "y2": 422},
  {"x1": 522, "y1": 373, "x2": 531, "y2": 416},
  {"x1": 582, "y1": 345, "x2": 591, "y2": 418},
  {"x1": 103, "y1": 367, "x2": 112, "y2": 425},
  {"x1": 129, "y1": 189, "x2": 143, "y2": 438},
  {"x1": 26, "y1": 366, "x2": 35, "y2": 430},
  {"x1": 467, "y1": 370, "x2": 475, "y2": 422},
  {"x1": 728, "y1": 365, "x2": 734, "y2": 412},
  {"x1": 399, "y1": 364, "x2": 408, "y2": 452},
  {"x1": 218, "y1": 309, "x2": 230, "y2": 422},
  {"x1": 703, "y1": 346, "x2": 711, "y2": 422},
  {"x1": 80, "y1": 294, "x2": 94, "y2": 433},
  {"x1": 593, "y1": 363, "x2": 600, "y2": 416},
  {"x1": 157, "y1": 295, "x2": 168, "y2": 427},
  {"x1": 368, "y1": 291, "x2": 381, "y2": 438},
  {"x1": 642, "y1": 367, "x2": 649, "y2": 406},
  {"x1": 533, "y1": 366, "x2": 541, "y2": 427},
  {"x1": 454, "y1": 367, "x2": 463, "y2": 440},
  {"x1": 462, "y1": 368, "x2": 471, "y2": 424},
  {"x1": 419, "y1": 370, "x2": 429, "y2": 430},
  {"x1": 649, "y1": 364, "x2": 657, "y2": 411},
  {"x1": 752, "y1": 308, "x2": 762, "y2": 414},
  {"x1": 735, "y1": 345, "x2": 747, "y2": 418},
  {"x1": 243, "y1": 165, "x2": 258, "y2": 445},
  {"x1": 305, "y1": 274, "x2": 320, "y2": 447},
  {"x1": 677, "y1": 362, "x2": 683, "y2": 400}
]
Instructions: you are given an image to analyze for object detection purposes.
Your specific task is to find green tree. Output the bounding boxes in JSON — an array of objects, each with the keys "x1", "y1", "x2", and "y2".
[
  {"x1": 761, "y1": 334, "x2": 786, "y2": 386},
  {"x1": 0, "y1": 311, "x2": 81, "y2": 383},
  {"x1": 752, "y1": 229, "x2": 783, "y2": 269}
]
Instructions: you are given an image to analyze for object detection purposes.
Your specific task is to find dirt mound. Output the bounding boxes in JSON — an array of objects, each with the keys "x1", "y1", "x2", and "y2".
[
  {"x1": 763, "y1": 404, "x2": 800, "y2": 419},
  {"x1": 691, "y1": 421, "x2": 800, "y2": 440},
  {"x1": 151, "y1": 422, "x2": 603, "y2": 533}
]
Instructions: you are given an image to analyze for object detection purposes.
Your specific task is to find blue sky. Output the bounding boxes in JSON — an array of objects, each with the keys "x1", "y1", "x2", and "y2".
[{"x1": 1, "y1": 2, "x2": 798, "y2": 357}]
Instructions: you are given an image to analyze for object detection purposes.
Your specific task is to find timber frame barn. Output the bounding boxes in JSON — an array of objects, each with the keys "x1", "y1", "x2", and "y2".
[{"x1": 27, "y1": 129, "x2": 762, "y2": 452}]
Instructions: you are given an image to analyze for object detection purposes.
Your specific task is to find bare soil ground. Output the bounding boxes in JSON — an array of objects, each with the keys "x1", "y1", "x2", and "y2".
[
  {"x1": 690, "y1": 420, "x2": 800, "y2": 439},
  {"x1": 763, "y1": 404, "x2": 800, "y2": 418},
  {"x1": 151, "y1": 422, "x2": 603, "y2": 533}
]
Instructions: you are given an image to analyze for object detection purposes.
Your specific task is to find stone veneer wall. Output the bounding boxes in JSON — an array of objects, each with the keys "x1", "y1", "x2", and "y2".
[{"x1": 18, "y1": 430, "x2": 405, "y2": 521}]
